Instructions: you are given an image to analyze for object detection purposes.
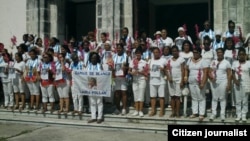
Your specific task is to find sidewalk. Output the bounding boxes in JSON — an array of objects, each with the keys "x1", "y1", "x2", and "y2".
[{"x1": 0, "y1": 122, "x2": 167, "y2": 141}]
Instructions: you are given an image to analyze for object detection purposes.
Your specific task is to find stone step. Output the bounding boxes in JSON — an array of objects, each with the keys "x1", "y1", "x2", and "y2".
[{"x1": 0, "y1": 107, "x2": 249, "y2": 125}]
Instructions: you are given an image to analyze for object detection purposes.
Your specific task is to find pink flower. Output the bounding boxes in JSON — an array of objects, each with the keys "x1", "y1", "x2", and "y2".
[
  {"x1": 197, "y1": 68, "x2": 202, "y2": 84},
  {"x1": 11, "y1": 36, "x2": 17, "y2": 46},
  {"x1": 143, "y1": 64, "x2": 149, "y2": 76},
  {"x1": 237, "y1": 65, "x2": 242, "y2": 79}
]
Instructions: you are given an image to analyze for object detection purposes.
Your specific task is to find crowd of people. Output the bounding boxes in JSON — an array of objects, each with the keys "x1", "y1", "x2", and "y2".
[{"x1": 0, "y1": 19, "x2": 250, "y2": 123}]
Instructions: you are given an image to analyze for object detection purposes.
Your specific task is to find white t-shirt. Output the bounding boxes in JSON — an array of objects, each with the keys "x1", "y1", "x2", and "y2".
[
  {"x1": 209, "y1": 59, "x2": 231, "y2": 83},
  {"x1": 179, "y1": 51, "x2": 193, "y2": 64},
  {"x1": 161, "y1": 37, "x2": 174, "y2": 47},
  {"x1": 224, "y1": 49, "x2": 238, "y2": 65},
  {"x1": 149, "y1": 58, "x2": 167, "y2": 85},
  {"x1": 13, "y1": 61, "x2": 25, "y2": 79},
  {"x1": 129, "y1": 59, "x2": 147, "y2": 80},
  {"x1": 174, "y1": 36, "x2": 193, "y2": 51},
  {"x1": 187, "y1": 58, "x2": 208, "y2": 84},
  {"x1": 201, "y1": 49, "x2": 215, "y2": 65},
  {"x1": 232, "y1": 61, "x2": 250, "y2": 92},
  {"x1": 168, "y1": 56, "x2": 185, "y2": 82}
]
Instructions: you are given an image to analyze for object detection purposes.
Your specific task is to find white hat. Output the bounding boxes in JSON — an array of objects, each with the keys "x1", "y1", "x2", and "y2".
[
  {"x1": 154, "y1": 31, "x2": 161, "y2": 36},
  {"x1": 178, "y1": 27, "x2": 185, "y2": 32},
  {"x1": 215, "y1": 30, "x2": 222, "y2": 36},
  {"x1": 244, "y1": 33, "x2": 250, "y2": 44}
]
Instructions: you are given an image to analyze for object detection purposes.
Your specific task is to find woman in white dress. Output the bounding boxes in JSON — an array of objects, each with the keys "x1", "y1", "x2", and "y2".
[
  {"x1": 232, "y1": 47, "x2": 249, "y2": 122},
  {"x1": 13, "y1": 53, "x2": 26, "y2": 110},
  {"x1": 185, "y1": 47, "x2": 208, "y2": 121},
  {"x1": 128, "y1": 47, "x2": 148, "y2": 117},
  {"x1": 208, "y1": 48, "x2": 231, "y2": 122},
  {"x1": 166, "y1": 46, "x2": 185, "y2": 118}
]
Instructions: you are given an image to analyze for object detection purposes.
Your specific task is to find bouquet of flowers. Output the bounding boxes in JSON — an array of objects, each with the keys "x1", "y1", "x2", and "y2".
[{"x1": 237, "y1": 65, "x2": 242, "y2": 81}]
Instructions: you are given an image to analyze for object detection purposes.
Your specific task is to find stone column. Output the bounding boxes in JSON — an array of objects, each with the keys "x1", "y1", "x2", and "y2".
[
  {"x1": 48, "y1": 0, "x2": 66, "y2": 42},
  {"x1": 214, "y1": 0, "x2": 250, "y2": 37},
  {"x1": 26, "y1": 0, "x2": 50, "y2": 40},
  {"x1": 96, "y1": 0, "x2": 133, "y2": 42},
  {"x1": 123, "y1": 0, "x2": 133, "y2": 37},
  {"x1": 96, "y1": 0, "x2": 115, "y2": 41}
]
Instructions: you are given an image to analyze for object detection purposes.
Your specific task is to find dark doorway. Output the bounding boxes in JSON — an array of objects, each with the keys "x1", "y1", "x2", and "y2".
[
  {"x1": 135, "y1": 1, "x2": 212, "y2": 42},
  {"x1": 65, "y1": 1, "x2": 96, "y2": 41},
  {"x1": 155, "y1": 3, "x2": 210, "y2": 42}
]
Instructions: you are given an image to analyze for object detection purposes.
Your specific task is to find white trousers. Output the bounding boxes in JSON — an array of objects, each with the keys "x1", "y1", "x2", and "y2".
[
  {"x1": 41, "y1": 84, "x2": 55, "y2": 103},
  {"x1": 71, "y1": 86, "x2": 83, "y2": 112},
  {"x1": 210, "y1": 81, "x2": 227, "y2": 117},
  {"x1": 26, "y1": 82, "x2": 40, "y2": 95},
  {"x1": 189, "y1": 84, "x2": 206, "y2": 115},
  {"x1": 3, "y1": 82, "x2": 14, "y2": 107},
  {"x1": 234, "y1": 85, "x2": 249, "y2": 119},
  {"x1": 132, "y1": 79, "x2": 146, "y2": 102},
  {"x1": 90, "y1": 96, "x2": 103, "y2": 120}
]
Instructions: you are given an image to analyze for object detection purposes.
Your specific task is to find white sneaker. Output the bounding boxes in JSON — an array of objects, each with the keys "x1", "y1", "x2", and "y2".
[
  {"x1": 221, "y1": 115, "x2": 225, "y2": 122},
  {"x1": 139, "y1": 111, "x2": 144, "y2": 117},
  {"x1": 209, "y1": 115, "x2": 215, "y2": 121},
  {"x1": 121, "y1": 109, "x2": 126, "y2": 115},
  {"x1": 235, "y1": 117, "x2": 241, "y2": 122},
  {"x1": 132, "y1": 111, "x2": 139, "y2": 116},
  {"x1": 112, "y1": 109, "x2": 120, "y2": 115},
  {"x1": 242, "y1": 117, "x2": 247, "y2": 122}
]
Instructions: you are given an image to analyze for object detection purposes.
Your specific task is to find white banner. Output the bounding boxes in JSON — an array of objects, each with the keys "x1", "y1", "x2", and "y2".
[{"x1": 72, "y1": 70, "x2": 112, "y2": 97}]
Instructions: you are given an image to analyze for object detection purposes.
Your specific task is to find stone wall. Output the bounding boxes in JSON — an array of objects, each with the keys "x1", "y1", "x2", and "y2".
[
  {"x1": 95, "y1": 0, "x2": 133, "y2": 42},
  {"x1": 0, "y1": 0, "x2": 27, "y2": 52},
  {"x1": 214, "y1": 0, "x2": 250, "y2": 37}
]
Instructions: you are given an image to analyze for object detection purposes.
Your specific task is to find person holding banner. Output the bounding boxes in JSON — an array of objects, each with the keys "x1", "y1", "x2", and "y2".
[
  {"x1": 112, "y1": 43, "x2": 130, "y2": 115},
  {"x1": 55, "y1": 53, "x2": 71, "y2": 114},
  {"x1": 38, "y1": 53, "x2": 55, "y2": 113},
  {"x1": 86, "y1": 52, "x2": 104, "y2": 124},
  {"x1": 232, "y1": 47, "x2": 249, "y2": 122},
  {"x1": 128, "y1": 46, "x2": 148, "y2": 117},
  {"x1": 70, "y1": 53, "x2": 85, "y2": 115},
  {"x1": 148, "y1": 47, "x2": 167, "y2": 117},
  {"x1": 24, "y1": 49, "x2": 41, "y2": 110},
  {"x1": 0, "y1": 53, "x2": 14, "y2": 109},
  {"x1": 13, "y1": 53, "x2": 26, "y2": 110}
]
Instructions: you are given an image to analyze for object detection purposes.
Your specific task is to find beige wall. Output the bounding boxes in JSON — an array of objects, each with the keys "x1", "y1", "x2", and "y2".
[{"x1": 0, "y1": 0, "x2": 27, "y2": 53}]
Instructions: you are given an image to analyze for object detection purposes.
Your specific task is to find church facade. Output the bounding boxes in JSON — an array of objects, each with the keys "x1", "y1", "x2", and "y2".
[{"x1": 0, "y1": 0, "x2": 250, "y2": 50}]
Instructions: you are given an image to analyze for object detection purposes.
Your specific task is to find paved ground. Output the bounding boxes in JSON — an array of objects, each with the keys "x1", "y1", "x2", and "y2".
[{"x1": 0, "y1": 122, "x2": 167, "y2": 141}]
